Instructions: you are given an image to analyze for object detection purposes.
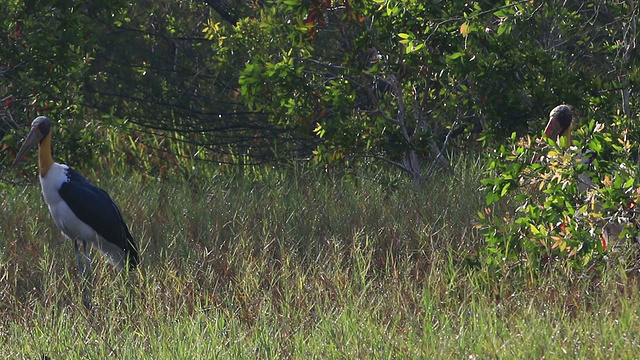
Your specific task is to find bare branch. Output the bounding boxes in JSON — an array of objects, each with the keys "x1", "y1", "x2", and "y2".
[{"x1": 423, "y1": 120, "x2": 458, "y2": 182}]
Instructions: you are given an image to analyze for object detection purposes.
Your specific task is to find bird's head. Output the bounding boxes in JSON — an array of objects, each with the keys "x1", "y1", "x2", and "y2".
[
  {"x1": 544, "y1": 105, "x2": 573, "y2": 146},
  {"x1": 12, "y1": 116, "x2": 52, "y2": 166}
]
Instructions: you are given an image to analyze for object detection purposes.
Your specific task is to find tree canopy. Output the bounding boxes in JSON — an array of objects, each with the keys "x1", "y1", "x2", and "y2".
[{"x1": 1, "y1": 0, "x2": 638, "y2": 181}]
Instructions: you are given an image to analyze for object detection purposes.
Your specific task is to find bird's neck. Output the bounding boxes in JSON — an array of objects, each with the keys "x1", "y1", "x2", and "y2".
[
  {"x1": 38, "y1": 132, "x2": 54, "y2": 177},
  {"x1": 559, "y1": 128, "x2": 572, "y2": 148}
]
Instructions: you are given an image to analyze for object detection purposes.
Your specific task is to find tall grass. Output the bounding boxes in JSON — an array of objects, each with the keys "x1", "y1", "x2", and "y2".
[{"x1": 2, "y1": 156, "x2": 640, "y2": 358}]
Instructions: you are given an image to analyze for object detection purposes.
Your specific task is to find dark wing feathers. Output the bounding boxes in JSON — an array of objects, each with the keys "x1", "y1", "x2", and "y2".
[
  {"x1": 58, "y1": 167, "x2": 139, "y2": 268},
  {"x1": 111, "y1": 201, "x2": 139, "y2": 267}
]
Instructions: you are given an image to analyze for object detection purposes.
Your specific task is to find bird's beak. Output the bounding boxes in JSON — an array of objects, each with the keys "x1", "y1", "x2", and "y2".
[
  {"x1": 12, "y1": 126, "x2": 44, "y2": 167},
  {"x1": 544, "y1": 116, "x2": 563, "y2": 139}
]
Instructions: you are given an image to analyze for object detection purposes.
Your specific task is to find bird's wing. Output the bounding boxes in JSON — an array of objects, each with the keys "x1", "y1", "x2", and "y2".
[{"x1": 58, "y1": 168, "x2": 138, "y2": 260}]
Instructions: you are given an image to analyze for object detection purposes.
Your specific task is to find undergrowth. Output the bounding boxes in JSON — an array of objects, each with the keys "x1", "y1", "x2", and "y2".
[
  {"x1": 2, "y1": 156, "x2": 640, "y2": 358},
  {"x1": 479, "y1": 117, "x2": 640, "y2": 278}
]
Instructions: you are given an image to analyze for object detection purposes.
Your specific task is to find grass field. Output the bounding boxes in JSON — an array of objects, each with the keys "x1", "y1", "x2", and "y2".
[{"x1": 2, "y1": 157, "x2": 640, "y2": 359}]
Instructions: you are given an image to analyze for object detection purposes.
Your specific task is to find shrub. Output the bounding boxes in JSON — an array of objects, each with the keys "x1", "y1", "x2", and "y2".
[{"x1": 478, "y1": 117, "x2": 639, "y2": 273}]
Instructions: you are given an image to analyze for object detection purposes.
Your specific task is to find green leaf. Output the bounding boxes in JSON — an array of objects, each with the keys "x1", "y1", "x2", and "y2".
[
  {"x1": 494, "y1": 8, "x2": 515, "y2": 17},
  {"x1": 486, "y1": 192, "x2": 499, "y2": 205},
  {"x1": 501, "y1": 183, "x2": 511, "y2": 197},
  {"x1": 497, "y1": 22, "x2": 511, "y2": 36},
  {"x1": 624, "y1": 178, "x2": 634, "y2": 188},
  {"x1": 588, "y1": 138, "x2": 602, "y2": 152},
  {"x1": 529, "y1": 223, "x2": 539, "y2": 235}
]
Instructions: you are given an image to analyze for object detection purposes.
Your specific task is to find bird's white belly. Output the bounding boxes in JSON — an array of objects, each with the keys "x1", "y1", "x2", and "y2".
[
  {"x1": 40, "y1": 164, "x2": 97, "y2": 242},
  {"x1": 48, "y1": 200, "x2": 98, "y2": 242},
  {"x1": 44, "y1": 187, "x2": 125, "y2": 267}
]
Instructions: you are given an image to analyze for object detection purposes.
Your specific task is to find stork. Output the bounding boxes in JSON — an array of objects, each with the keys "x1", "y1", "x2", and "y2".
[
  {"x1": 543, "y1": 105, "x2": 625, "y2": 249},
  {"x1": 544, "y1": 104, "x2": 594, "y2": 193},
  {"x1": 544, "y1": 104, "x2": 575, "y2": 145},
  {"x1": 13, "y1": 116, "x2": 139, "y2": 308}
]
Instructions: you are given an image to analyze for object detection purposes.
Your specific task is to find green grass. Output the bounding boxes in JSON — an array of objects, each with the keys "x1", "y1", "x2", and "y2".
[{"x1": 2, "y1": 157, "x2": 640, "y2": 358}]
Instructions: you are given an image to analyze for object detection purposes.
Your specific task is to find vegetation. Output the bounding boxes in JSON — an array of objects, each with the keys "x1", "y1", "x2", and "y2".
[
  {"x1": 2, "y1": 159, "x2": 640, "y2": 358},
  {"x1": 1, "y1": 1, "x2": 638, "y2": 173},
  {"x1": 479, "y1": 115, "x2": 640, "y2": 272},
  {"x1": 1, "y1": 0, "x2": 640, "y2": 358}
]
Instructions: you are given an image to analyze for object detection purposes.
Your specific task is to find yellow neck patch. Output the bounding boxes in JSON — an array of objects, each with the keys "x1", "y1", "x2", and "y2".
[
  {"x1": 38, "y1": 133, "x2": 54, "y2": 177},
  {"x1": 559, "y1": 127, "x2": 572, "y2": 148}
]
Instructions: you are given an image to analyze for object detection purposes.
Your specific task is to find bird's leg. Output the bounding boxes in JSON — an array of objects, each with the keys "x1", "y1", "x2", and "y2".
[
  {"x1": 82, "y1": 240, "x2": 94, "y2": 310},
  {"x1": 74, "y1": 239, "x2": 93, "y2": 310},
  {"x1": 83, "y1": 240, "x2": 93, "y2": 283},
  {"x1": 73, "y1": 239, "x2": 85, "y2": 279}
]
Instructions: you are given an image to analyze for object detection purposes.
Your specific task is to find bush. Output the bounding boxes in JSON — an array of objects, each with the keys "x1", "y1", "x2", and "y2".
[{"x1": 478, "y1": 117, "x2": 639, "y2": 273}]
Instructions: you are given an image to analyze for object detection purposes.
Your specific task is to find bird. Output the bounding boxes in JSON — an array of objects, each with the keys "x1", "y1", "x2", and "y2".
[
  {"x1": 544, "y1": 104, "x2": 575, "y2": 145},
  {"x1": 13, "y1": 116, "x2": 139, "y2": 308},
  {"x1": 543, "y1": 104, "x2": 595, "y2": 193},
  {"x1": 543, "y1": 105, "x2": 627, "y2": 250}
]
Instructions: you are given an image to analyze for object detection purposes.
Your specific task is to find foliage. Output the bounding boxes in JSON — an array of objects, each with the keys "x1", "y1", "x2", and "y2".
[
  {"x1": 229, "y1": 0, "x2": 475, "y2": 182},
  {"x1": 0, "y1": 0, "x2": 282, "y2": 182},
  {"x1": 224, "y1": 0, "x2": 640, "y2": 183},
  {"x1": 1, "y1": 0, "x2": 638, "y2": 184},
  {"x1": 4, "y1": 161, "x2": 640, "y2": 358},
  {"x1": 478, "y1": 115, "x2": 640, "y2": 273},
  {"x1": 82, "y1": 0, "x2": 295, "y2": 163}
]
